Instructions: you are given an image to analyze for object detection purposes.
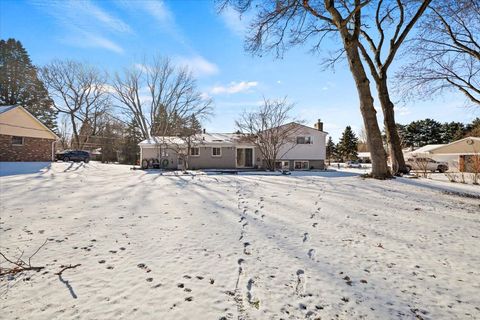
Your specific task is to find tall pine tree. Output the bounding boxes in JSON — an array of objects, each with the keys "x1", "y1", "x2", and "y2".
[
  {"x1": 0, "y1": 38, "x2": 57, "y2": 131},
  {"x1": 326, "y1": 136, "x2": 336, "y2": 164},
  {"x1": 337, "y1": 126, "x2": 359, "y2": 161}
]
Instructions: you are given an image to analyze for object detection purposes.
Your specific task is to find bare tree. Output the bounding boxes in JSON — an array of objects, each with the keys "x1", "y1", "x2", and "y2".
[
  {"x1": 112, "y1": 56, "x2": 212, "y2": 141},
  {"x1": 57, "y1": 114, "x2": 71, "y2": 150},
  {"x1": 235, "y1": 98, "x2": 302, "y2": 171},
  {"x1": 397, "y1": 0, "x2": 480, "y2": 106},
  {"x1": 357, "y1": 0, "x2": 431, "y2": 174},
  {"x1": 40, "y1": 60, "x2": 109, "y2": 149},
  {"x1": 160, "y1": 115, "x2": 203, "y2": 171},
  {"x1": 220, "y1": 0, "x2": 390, "y2": 178}
]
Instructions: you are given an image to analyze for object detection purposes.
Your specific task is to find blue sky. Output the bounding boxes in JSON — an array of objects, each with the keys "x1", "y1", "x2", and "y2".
[{"x1": 1, "y1": 0, "x2": 478, "y2": 140}]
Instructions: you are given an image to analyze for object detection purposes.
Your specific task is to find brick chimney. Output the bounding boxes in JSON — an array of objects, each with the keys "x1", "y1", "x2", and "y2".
[{"x1": 314, "y1": 119, "x2": 323, "y2": 131}]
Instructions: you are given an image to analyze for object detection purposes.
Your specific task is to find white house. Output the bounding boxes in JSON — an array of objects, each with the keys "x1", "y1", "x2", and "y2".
[{"x1": 138, "y1": 121, "x2": 328, "y2": 170}]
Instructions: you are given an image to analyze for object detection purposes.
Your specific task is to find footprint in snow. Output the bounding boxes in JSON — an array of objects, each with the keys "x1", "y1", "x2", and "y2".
[
  {"x1": 243, "y1": 242, "x2": 252, "y2": 255},
  {"x1": 247, "y1": 278, "x2": 260, "y2": 309},
  {"x1": 308, "y1": 249, "x2": 315, "y2": 260},
  {"x1": 303, "y1": 233, "x2": 309, "y2": 243},
  {"x1": 295, "y1": 269, "x2": 306, "y2": 296}
]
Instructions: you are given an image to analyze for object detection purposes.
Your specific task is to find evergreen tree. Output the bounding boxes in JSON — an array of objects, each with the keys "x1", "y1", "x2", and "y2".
[
  {"x1": 121, "y1": 119, "x2": 142, "y2": 165},
  {"x1": 441, "y1": 121, "x2": 465, "y2": 143},
  {"x1": 337, "y1": 126, "x2": 358, "y2": 161},
  {"x1": 466, "y1": 118, "x2": 480, "y2": 137},
  {"x1": 326, "y1": 136, "x2": 336, "y2": 164},
  {"x1": 0, "y1": 38, "x2": 57, "y2": 131},
  {"x1": 400, "y1": 119, "x2": 443, "y2": 147}
]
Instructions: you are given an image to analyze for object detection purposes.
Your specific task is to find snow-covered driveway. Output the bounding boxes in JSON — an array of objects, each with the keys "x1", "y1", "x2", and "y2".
[{"x1": 1, "y1": 162, "x2": 479, "y2": 319}]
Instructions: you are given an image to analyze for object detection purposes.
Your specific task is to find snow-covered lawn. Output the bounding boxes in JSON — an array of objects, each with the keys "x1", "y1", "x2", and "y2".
[{"x1": 1, "y1": 162, "x2": 479, "y2": 319}]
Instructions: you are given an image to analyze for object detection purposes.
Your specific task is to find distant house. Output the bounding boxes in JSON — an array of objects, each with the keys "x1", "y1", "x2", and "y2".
[
  {"x1": 138, "y1": 121, "x2": 327, "y2": 170},
  {"x1": 0, "y1": 105, "x2": 58, "y2": 162},
  {"x1": 429, "y1": 137, "x2": 480, "y2": 173},
  {"x1": 403, "y1": 137, "x2": 480, "y2": 172},
  {"x1": 357, "y1": 152, "x2": 371, "y2": 163}
]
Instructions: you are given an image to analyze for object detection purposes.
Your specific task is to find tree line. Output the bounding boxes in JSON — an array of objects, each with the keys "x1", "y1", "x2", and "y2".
[
  {"x1": 1, "y1": 0, "x2": 479, "y2": 177},
  {"x1": 397, "y1": 118, "x2": 480, "y2": 148},
  {"x1": 326, "y1": 118, "x2": 480, "y2": 164},
  {"x1": 220, "y1": 0, "x2": 479, "y2": 178},
  {"x1": 0, "y1": 39, "x2": 210, "y2": 164}
]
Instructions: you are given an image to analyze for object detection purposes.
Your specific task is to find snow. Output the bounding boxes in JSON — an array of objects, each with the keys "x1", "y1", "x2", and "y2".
[
  {"x1": 139, "y1": 133, "x2": 240, "y2": 147},
  {"x1": 1, "y1": 162, "x2": 479, "y2": 319},
  {"x1": 0, "y1": 162, "x2": 52, "y2": 177}
]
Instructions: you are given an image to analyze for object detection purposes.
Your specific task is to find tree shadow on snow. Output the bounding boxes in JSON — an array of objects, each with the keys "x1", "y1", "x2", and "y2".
[{"x1": 0, "y1": 162, "x2": 52, "y2": 177}]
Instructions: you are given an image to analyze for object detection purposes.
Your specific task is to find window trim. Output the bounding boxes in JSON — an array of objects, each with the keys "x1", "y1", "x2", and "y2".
[
  {"x1": 294, "y1": 160, "x2": 310, "y2": 170},
  {"x1": 296, "y1": 136, "x2": 313, "y2": 144},
  {"x1": 212, "y1": 147, "x2": 222, "y2": 157},
  {"x1": 275, "y1": 160, "x2": 290, "y2": 170},
  {"x1": 11, "y1": 136, "x2": 24, "y2": 146},
  {"x1": 189, "y1": 147, "x2": 200, "y2": 157}
]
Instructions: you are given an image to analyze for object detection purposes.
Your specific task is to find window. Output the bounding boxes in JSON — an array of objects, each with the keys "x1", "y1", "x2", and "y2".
[
  {"x1": 275, "y1": 161, "x2": 290, "y2": 169},
  {"x1": 296, "y1": 136, "x2": 312, "y2": 144},
  {"x1": 212, "y1": 147, "x2": 221, "y2": 157},
  {"x1": 294, "y1": 161, "x2": 309, "y2": 170},
  {"x1": 190, "y1": 147, "x2": 200, "y2": 156},
  {"x1": 11, "y1": 136, "x2": 24, "y2": 146}
]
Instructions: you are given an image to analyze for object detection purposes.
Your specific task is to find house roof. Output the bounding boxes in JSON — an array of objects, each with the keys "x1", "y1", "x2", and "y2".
[
  {"x1": 0, "y1": 105, "x2": 59, "y2": 140},
  {"x1": 429, "y1": 137, "x2": 480, "y2": 155},
  {"x1": 139, "y1": 122, "x2": 327, "y2": 147},
  {"x1": 274, "y1": 122, "x2": 328, "y2": 134},
  {"x1": 139, "y1": 133, "x2": 243, "y2": 147},
  {"x1": 411, "y1": 144, "x2": 446, "y2": 154},
  {"x1": 0, "y1": 105, "x2": 17, "y2": 114}
]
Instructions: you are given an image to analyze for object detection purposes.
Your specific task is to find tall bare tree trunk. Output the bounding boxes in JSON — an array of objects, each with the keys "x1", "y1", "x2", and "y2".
[
  {"x1": 377, "y1": 77, "x2": 408, "y2": 174},
  {"x1": 70, "y1": 114, "x2": 80, "y2": 150},
  {"x1": 345, "y1": 45, "x2": 390, "y2": 179}
]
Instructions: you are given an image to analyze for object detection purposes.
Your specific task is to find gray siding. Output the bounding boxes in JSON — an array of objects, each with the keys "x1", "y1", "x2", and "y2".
[
  {"x1": 141, "y1": 147, "x2": 178, "y2": 169},
  {"x1": 188, "y1": 146, "x2": 236, "y2": 169},
  {"x1": 141, "y1": 145, "x2": 325, "y2": 170}
]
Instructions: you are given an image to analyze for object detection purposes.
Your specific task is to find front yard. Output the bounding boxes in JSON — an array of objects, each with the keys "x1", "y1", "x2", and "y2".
[{"x1": 0, "y1": 162, "x2": 479, "y2": 319}]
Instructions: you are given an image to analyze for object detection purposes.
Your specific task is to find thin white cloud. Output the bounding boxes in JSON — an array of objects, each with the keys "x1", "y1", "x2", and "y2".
[
  {"x1": 175, "y1": 56, "x2": 220, "y2": 77},
  {"x1": 200, "y1": 92, "x2": 211, "y2": 101},
  {"x1": 219, "y1": 6, "x2": 251, "y2": 36},
  {"x1": 396, "y1": 106, "x2": 411, "y2": 116},
  {"x1": 141, "y1": 0, "x2": 174, "y2": 24},
  {"x1": 32, "y1": 0, "x2": 130, "y2": 53},
  {"x1": 119, "y1": 0, "x2": 186, "y2": 45},
  {"x1": 211, "y1": 81, "x2": 258, "y2": 95},
  {"x1": 62, "y1": 31, "x2": 124, "y2": 54},
  {"x1": 82, "y1": 1, "x2": 132, "y2": 33},
  {"x1": 134, "y1": 63, "x2": 150, "y2": 73}
]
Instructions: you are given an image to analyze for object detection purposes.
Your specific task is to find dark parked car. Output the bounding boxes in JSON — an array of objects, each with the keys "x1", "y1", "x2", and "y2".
[{"x1": 55, "y1": 150, "x2": 90, "y2": 163}]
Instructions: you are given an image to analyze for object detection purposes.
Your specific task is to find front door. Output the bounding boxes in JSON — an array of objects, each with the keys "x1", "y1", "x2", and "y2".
[
  {"x1": 236, "y1": 148, "x2": 254, "y2": 168},
  {"x1": 177, "y1": 157, "x2": 184, "y2": 170}
]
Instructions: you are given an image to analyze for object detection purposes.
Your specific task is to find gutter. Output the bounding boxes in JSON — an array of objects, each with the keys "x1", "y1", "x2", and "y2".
[{"x1": 51, "y1": 140, "x2": 56, "y2": 161}]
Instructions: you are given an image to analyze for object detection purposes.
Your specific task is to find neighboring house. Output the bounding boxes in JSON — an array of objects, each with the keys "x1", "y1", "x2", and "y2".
[
  {"x1": 357, "y1": 152, "x2": 371, "y2": 163},
  {"x1": 403, "y1": 144, "x2": 456, "y2": 167},
  {"x1": 429, "y1": 137, "x2": 480, "y2": 173},
  {"x1": 403, "y1": 137, "x2": 480, "y2": 172},
  {"x1": 0, "y1": 105, "x2": 59, "y2": 162},
  {"x1": 139, "y1": 121, "x2": 327, "y2": 170}
]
